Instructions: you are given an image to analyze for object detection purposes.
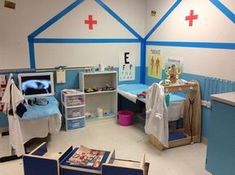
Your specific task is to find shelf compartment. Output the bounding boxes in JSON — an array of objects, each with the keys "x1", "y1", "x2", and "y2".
[
  {"x1": 80, "y1": 71, "x2": 117, "y2": 93},
  {"x1": 85, "y1": 92, "x2": 117, "y2": 119},
  {"x1": 85, "y1": 90, "x2": 117, "y2": 95}
]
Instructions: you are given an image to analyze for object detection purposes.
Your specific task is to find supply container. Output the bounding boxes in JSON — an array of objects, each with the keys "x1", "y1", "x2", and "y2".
[
  {"x1": 118, "y1": 110, "x2": 134, "y2": 126},
  {"x1": 97, "y1": 107, "x2": 103, "y2": 118}
]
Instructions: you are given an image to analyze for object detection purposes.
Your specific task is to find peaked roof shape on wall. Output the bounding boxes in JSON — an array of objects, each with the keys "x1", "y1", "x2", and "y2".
[
  {"x1": 210, "y1": 0, "x2": 235, "y2": 23},
  {"x1": 145, "y1": 0, "x2": 179, "y2": 37},
  {"x1": 145, "y1": 0, "x2": 182, "y2": 40},
  {"x1": 146, "y1": 0, "x2": 235, "y2": 49},
  {"x1": 29, "y1": 0, "x2": 142, "y2": 43},
  {"x1": 29, "y1": 0, "x2": 84, "y2": 39}
]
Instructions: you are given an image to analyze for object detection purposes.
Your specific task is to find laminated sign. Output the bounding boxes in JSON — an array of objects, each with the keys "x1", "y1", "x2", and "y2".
[
  {"x1": 148, "y1": 49, "x2": 163, "y2": 79},
  {"x1": 119, "y1": 52, "x2": 135, "y2": 81}
]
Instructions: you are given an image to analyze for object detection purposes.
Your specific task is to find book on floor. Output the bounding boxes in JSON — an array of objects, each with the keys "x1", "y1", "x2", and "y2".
[{"x1": 67, "y1": 145, "x2": 105, "y2": 168}]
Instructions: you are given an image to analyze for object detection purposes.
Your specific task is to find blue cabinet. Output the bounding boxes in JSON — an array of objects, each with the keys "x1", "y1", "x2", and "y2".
[{"x1": 206, "y1": 92, "x2": 235, "y2": 175}]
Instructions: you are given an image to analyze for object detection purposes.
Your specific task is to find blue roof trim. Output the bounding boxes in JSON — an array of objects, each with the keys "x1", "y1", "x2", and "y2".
[
  {"x1": 140, "y1": 41, "x2": 146, "y2": 84},
  {"x1": 95, "y1": 0, "x2": 143, "y2": 40},
  {"x1": 33, "y1": 38, "x2": 140, "y2": 43},
  {"x1": 145, "y1": 0, "x2": 182, "y2": 40},
  {"x1": 146, "y1": 41, "x2": 235, "y2": 50},
  {"x1": 29, "y1": 0, "x2": 85, "y2": 38},
  {"x1": 28, "y1": 38, "x2": 36, "y2": 69},
  {"x1": 210, "y1": 0, "x2": 235, "y2": 23}
]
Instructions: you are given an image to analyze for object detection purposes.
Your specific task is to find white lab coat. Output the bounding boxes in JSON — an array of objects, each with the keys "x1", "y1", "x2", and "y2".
[
  {"x1": 145, "y1": 83, "x2": 169, "y2": 147},
  {"x1": 2, "y1": 76, "x2": 25, "y2": 156}
]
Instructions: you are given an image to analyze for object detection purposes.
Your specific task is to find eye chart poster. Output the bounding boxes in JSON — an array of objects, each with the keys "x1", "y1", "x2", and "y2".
[{"x1": 119, "y1": 51, "x2": 135, "y2": 81}]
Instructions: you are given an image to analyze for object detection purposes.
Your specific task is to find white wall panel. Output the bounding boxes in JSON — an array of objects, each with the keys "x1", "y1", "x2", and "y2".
[
  {"x1": 149, "y1": 0, "x2": 235, "y2": 42},
  {"x1": 0, "y1": 0, "x2": 144, "y2": 69},
  {"x1": 103, "y1": 0, "x2": 146, "y2": 37},
  {"x1": 147, "y1": 46, "x2": 235, "y2": 81},
  {"x1": 146, "y1": 0, "x2": 235, "y2": 81},
  {"x1": 145, "y1": 0, "x2": 176, "y2": 35},
  {"x1": 38, "y1": 0, "x2": 136, "y2": 39},
  {"x1": 0, "y1": 0, "x2": 74, "y2": 69},
  {"x1": 35, "y1": 43, "x2": 140, "y2": 69}
]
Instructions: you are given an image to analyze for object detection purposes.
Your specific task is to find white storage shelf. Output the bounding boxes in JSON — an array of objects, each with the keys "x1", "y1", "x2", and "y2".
[
  {"x1": 84, "y1": 90, "x2": 117, "y2": 95},
  {"x1": 79, "y1": 71, "x2": 117, "y2": 120},
  {"x1": 61, "y1": 89, "x2": 86, "y2": 131}
]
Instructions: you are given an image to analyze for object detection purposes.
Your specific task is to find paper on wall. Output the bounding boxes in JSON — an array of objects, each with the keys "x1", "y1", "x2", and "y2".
[
  {"x1": 119, "y1": 51, "x2": 135, "y2": 81},
  {"x1": 148, "y1": 49, "x2": 163, "y2": 79}
]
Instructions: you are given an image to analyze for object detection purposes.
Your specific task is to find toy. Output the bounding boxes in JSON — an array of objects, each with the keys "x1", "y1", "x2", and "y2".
[
  {"x1": 85, "y1": 88, "x2": 95, "y2": 93},
  {"x1": 165, "y1": 64, "x2": 182, "y2": 84}
]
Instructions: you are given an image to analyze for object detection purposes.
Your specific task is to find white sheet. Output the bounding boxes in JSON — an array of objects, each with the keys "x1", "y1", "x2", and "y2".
[
  {"x1": 118, "y1": 89, "x2": 138, "y2": 103},
  {"x1": 2, "y1": 75, "x2": 61, "y2": 156},
  {"x1": 19, "y1": 113, "x2": 61, "y2": 144},
  {"x1": 2, "y1": 76, "x2": 25, "y2": 156},
  {"x1": 145, "y1": 83, "x2": 169, "y2": 147}
]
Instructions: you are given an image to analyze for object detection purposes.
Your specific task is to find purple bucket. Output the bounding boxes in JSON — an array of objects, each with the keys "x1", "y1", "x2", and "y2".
[{"x1": 118, "y1": 110, "x2": 134, "y2": 126}]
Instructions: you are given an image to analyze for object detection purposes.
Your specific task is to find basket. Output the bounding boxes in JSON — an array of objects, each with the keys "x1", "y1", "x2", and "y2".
[{"x1": 118, "y1": 110, "x2": 134, "y2": 126}]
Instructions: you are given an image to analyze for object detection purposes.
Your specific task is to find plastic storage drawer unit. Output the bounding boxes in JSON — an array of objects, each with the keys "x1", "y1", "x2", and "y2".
[
  {"x1": 64, "y1": 106, "x2": 85, "y2": 118},
  {"x1": 61, "y1": 90, "x2": 85, "y2": 107},
  {"x1": 66, "y1": 116, "x2": 85, "y2": 130}
]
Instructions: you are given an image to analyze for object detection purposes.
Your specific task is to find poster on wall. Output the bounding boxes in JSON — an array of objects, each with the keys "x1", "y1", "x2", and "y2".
[
  {"x1": 119, "y1": 52, "x2": 135, "y2": 81},
  {"x1": 165, "y1": 58, "x2": 183, "y2": 83},
  {"x1": 148, "y1": 49, "x2": 163, "y2": 79}
]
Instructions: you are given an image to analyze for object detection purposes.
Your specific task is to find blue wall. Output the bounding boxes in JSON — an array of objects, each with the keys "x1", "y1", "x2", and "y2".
[
  {"x1": 54, "y1": 67, "x2": 141, "y2": 100},
  {"x1": 1, "y1": 0, "x2": 234, "y2": 139},
  {"x1": 56, "y1": 67, "x2": 234, "y2": 138},
  {"x1": 1, "y1": 68, "x2": 235, "y2": 138},
  {"x1": 145, "y1": 70, "x2": 235, "y2": 138},
  {"x1": 0, "y1": 67, "x2": 141, "y2": 128}
]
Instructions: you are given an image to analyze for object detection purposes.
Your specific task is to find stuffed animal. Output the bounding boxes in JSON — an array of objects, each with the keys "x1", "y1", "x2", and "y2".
[{"x1": 165, "y1": 64, "x2": 182, "y2": 84}]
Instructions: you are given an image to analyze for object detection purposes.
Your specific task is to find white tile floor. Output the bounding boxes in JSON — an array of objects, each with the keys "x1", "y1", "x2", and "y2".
[{"x1": 0, "y1": 118, "x2": 211, "y2": 175}]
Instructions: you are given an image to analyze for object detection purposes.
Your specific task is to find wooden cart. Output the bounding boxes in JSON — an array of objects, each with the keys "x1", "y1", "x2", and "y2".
[{"x1": 148, "y1": 81, "x2": 201, "y2": 150}]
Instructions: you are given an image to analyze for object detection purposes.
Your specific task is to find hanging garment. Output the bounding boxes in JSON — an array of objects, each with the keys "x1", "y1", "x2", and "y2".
[
  {"x1": 145, "y1": 83, "x2": 169, "y2": 147},
  {"x1": 2, "y1": 76, "x2": 25, "y2": 156},
  {"x1": 2, "y1": 74, "x2": 13, "y2": 113}
]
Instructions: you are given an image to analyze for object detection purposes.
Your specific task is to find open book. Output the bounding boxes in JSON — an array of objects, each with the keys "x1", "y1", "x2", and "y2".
[{"x1": 67, "y1": 145, "x2": 105, "y2": 168}]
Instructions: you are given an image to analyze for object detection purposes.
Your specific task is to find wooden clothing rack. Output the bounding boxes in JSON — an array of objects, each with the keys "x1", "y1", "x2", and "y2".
[{"x1": 148, "y1": 81, "x2": 201, "y2": 150}]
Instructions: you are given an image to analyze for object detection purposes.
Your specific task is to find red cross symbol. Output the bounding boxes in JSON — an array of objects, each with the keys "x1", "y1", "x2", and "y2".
[
  {"x1": 185, "y1": 10, "x2": 198, "y2": 27},
  {"x1": 84, "y1": 15, "x2": 97, "y2": 30}
]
